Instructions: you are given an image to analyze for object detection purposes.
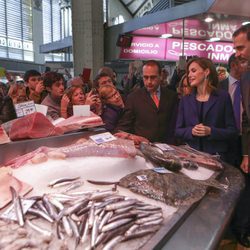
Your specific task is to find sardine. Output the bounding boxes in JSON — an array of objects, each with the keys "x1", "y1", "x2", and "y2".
[
  {"x1": 48, "y1": 176, "x2": 80, "y2": 187},
  {"x1": 26, "y1": 219, "x2": 53, "y2": 237},
  {"x1": 62, "y1": 216, "x2": 73, "y2": 237},
  {"x1": 102, "y1": 218, "x2": 133, "y2": 232},
  {"x1": 27, "y1": 207, "x2": 54, "y2": 223},
  {"x1": 123, "y1": 227, "x2": 159, "y2": 241},
  {"x1": 10, "y1": 186, "x2": 25, "y2": 227},
  {"x1": 91, "y1": 216, "x2": 99, "y2": 248},
  {"x1": 105, "y1": 200, "x2": 137, "y2": 211},
  {"x1": 103, "y1": 235, "x2": 124, "y2": 250},
  {"x1": 99, "y1": 211, "x2": 113, "y2": 232}
]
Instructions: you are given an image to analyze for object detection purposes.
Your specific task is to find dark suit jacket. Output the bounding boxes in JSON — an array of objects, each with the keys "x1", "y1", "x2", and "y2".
[
  {"x1": 240, "y1": 71, "x2": 250, "y2": 157},
  {"x1": 218, "y1": 76, "x2": 242, "y2": 166},
  {"x1": 116, "y1": 86, "x2": 178, "y2": 143},
  {"x1": 175, "y1": 89, "x2": 238, "y2": 157},
  {"x1": 219, "y1": 77, "x2": 229, "y2": 91}
]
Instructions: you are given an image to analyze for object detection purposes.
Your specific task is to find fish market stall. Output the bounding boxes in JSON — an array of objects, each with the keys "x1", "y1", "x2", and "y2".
[{"x1": 0, "y1": 131, "x2": 245, "y2": 250}]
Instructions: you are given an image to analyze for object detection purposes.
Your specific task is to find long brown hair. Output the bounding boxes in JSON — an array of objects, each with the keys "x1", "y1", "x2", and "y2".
[
  {"x1": 64, "y1": 86, "x2": 85, "y2": 103},
  {"x1": 187, "y1": 57, "x2": 218, "y2": 93}
]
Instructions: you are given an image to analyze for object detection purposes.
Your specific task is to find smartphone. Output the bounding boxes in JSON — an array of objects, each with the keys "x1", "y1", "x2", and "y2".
[
  {"x1": 91, "y1": 88, "x2": 98, "y2": 95},
  {"x1": 82, "y1": 68, "x2": 91, "y2": 82}
]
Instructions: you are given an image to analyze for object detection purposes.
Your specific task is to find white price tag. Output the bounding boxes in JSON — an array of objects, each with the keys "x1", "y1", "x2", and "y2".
[
  {"x1": 90, "y1": 132, "x2": 117, "y2": 145},
  {"x1": 73, "y1": 105, "x2": 90, "y2": 116},
  {"x1": 35, "y1": 104, "x2": 48, "y2": 116},
  {"x1": 0, "y1": 199, "x2": 36, "y2": 221},
  {"x1": 154, "y1": 143, "x2": 174, "y2": 151},
  {"x1": 15, "y1": 101, "x2": 36, "y2": 118}
]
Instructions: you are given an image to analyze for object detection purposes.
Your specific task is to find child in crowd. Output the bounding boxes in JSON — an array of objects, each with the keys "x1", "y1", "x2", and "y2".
[
  {"x1": 41, "y1": 72, "x2": 65, "y2": 120},
  {"x1": 23, "y1": 70, "x2": 46, "y2": 103}
]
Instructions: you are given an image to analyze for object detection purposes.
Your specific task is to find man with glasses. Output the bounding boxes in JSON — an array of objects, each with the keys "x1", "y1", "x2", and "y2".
[{"x1": 115, "y1": 60, "x2": 178, "y2": 143}]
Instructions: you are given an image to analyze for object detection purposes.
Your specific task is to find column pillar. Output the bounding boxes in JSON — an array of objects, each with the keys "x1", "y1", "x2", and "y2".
[{"x1": 71, "y1": 0, "x2": 104, "y2": 78}]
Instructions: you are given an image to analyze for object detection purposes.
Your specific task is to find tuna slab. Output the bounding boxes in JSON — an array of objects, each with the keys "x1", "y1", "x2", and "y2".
[{"x1": 9, "y1": 112, "x2": 63, "y2": 141}]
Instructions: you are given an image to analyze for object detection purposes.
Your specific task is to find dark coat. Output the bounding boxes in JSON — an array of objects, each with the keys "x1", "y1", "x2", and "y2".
[
  {"x1": 175, "y1": 89, "x2": 238, "y2": 157},
  {"x1": 0, "y1": 96, "x2": 16, "y2": 124},
  {"x1": 116, "y1": 86, "x2": 178, "y2": 143},
  {"x1": 240, "y1": 71, "x2": 250, "y2": 157},
  {"x1": 101, "y1": 104, "x2": 123, "y2": 132},
  {"x1": 218, "y1": 77, "x2": 242, "y2": 166}
]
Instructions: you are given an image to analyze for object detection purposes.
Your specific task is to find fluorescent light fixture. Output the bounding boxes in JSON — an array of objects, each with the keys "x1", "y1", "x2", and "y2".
[
  {"x1": 160, "y1": 33, "x2": 173, "y2": 38},
  {"x1": 204, "y1": 16, "x2": 214, "y2": 23},
  {"x1": 242, "y1": 21, "x2": 250, "y2": 25},
  {"x1": 207, "y1": 37, "x2": 220, "y2": 42}
]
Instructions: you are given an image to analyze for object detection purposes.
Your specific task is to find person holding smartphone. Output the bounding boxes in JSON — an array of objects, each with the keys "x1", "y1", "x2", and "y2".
[
  {"x1": 23, "y1": 70, "x2": 46, "y2": 104},
  {"x1": 61, "y1": 86, "x2": 102, "y2": 118}
]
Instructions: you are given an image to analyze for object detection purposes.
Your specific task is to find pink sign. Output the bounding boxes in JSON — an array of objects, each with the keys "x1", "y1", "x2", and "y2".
[
  {"x1": 119, "y1": 36, "x2": 234, "y2": 63},
  {"x1": 166, "y1": 38, "x2": 234, "y2": 63},
  {"x1": 132, "y1": 18, "x2": 242, "y2": 41},
  {"x1": 132, "y1": 23, "x2": 167, "y2": 36},
  {"x1": 119, "y1": 36, "x2": 166, "y2": 60}
]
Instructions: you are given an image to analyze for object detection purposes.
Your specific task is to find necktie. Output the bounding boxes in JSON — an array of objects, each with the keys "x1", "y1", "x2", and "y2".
[
  {"x1": 152, "y1": 92, "x2": 159, "y2": 108},
  {"x1": 233, "y1": 81, "x2": 241, "y2": 131}
]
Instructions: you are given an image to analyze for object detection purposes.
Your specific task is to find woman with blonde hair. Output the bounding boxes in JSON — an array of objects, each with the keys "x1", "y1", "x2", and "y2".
[
  {"x1": 98, "y1": 84, "x2": 124, "y2": 132},
  {"x1": 8, "y1": 83, "x2": 28, "y2": 104},
  {"x1": 175, "y1": 57, "x2": 237, "y2": 163},
  {"x1": 177, "y1": 74, "x2": 192, "y2": 97}
]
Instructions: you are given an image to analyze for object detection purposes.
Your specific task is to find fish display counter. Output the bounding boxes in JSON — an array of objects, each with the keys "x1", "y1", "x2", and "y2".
[{"x1": 0, "y1": 130, "x2": 245, "y2": 250}]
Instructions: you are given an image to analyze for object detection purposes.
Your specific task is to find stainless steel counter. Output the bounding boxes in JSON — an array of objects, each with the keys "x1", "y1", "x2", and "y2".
[
  {"x1": 149, "y1": 164, "x2": 245, "y2": 250},
  {"x1": 0, "y1": 132, "x2": 245, "y2": 250}
]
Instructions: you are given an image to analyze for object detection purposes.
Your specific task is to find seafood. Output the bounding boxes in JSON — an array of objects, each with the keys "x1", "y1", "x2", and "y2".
[
  {"x1": 0, "y1": 169, "x2": 32, "y2": 209},
  {"x1": 140, "y1": 143, "x2": 182, "y2": 172},
  {"x1": 48, "y1": 176, "x2": 80, "y2": 187},
  {"x1": 140, "y1": 142, "x2": 224, "y2": 172},
  {"x1": 26, "y1": 219, "x2": 53, "y2": 237},
  {"x1": 0, "y1": 188, "x2": 164, "y2": 250},
  {"x1": 10, "y1": 186, "x2": 25, "y2": 226},
  {"x1": 170, "y1": 144, "x2": 224, "y2": 171},
  {"x1": 119, "y1": 169, "x2": 215, "y2": 207},
  {"x1": 5, "y1": 138, "x2": 137, "y2": 168}
]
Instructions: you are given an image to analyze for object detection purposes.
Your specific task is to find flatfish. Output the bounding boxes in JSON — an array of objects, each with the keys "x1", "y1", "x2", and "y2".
[{"x1": 119, "y1": 169, "x2": 209, "y2": 207}]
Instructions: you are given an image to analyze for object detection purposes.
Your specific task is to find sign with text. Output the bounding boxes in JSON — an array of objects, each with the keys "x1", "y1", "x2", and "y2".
[
  {"x1": 166, "y1": 38, "x2": 234, "y2": 63},
  {"x1": 15, "y1": 101, "x2": 36, "y2": 118},
  {"x1": 120, "y1": 36, "x2": 166, "y2": 60},
  {"x1": 132, "y1": 18, "x2": 242, "y2": 41},
  {"x1": 119, "y1": 36, "x2": 234, "y2": 63}
]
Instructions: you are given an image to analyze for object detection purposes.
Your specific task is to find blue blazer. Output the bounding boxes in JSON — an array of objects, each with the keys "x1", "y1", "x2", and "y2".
[{"x1": 175, "y1": 89, "x2": 238, "y2": 156}]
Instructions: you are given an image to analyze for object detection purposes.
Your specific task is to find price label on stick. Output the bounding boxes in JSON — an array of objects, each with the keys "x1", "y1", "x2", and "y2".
[{"x1": 90, "y1": 132, "x2": 117, "y2": 145}]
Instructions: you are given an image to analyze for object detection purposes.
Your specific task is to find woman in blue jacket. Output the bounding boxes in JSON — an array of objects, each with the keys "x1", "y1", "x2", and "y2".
[{"x1": 175, "y1": 57, "x2": 237, "y2": 163}]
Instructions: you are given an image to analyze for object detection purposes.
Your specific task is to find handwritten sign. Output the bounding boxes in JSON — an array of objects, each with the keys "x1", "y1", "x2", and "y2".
[{"x1": 15, "y1": 101, "x2": 36, "y2": 117}]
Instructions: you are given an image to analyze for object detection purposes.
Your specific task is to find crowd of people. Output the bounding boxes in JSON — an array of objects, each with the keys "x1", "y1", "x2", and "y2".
[{"x1": 0, "y1": 23, "x2": 250, "y2": 247}]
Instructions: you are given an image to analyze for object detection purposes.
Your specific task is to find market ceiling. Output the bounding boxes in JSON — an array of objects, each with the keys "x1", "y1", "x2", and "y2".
[{"x1": 119, "y1": 0, "x2": 250, "y2": 35}]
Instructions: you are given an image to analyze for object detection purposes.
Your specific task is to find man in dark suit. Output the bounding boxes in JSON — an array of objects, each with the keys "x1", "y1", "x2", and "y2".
[
  {"x1": 232, "y1": 23, "x2": 250, "y2": 247},
  {"x1": 219, "y1": 53, "x2": 248, "y2": 166},
  {"x1": 115, "y1": 60, "x2": 178, "y2": 143}
]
